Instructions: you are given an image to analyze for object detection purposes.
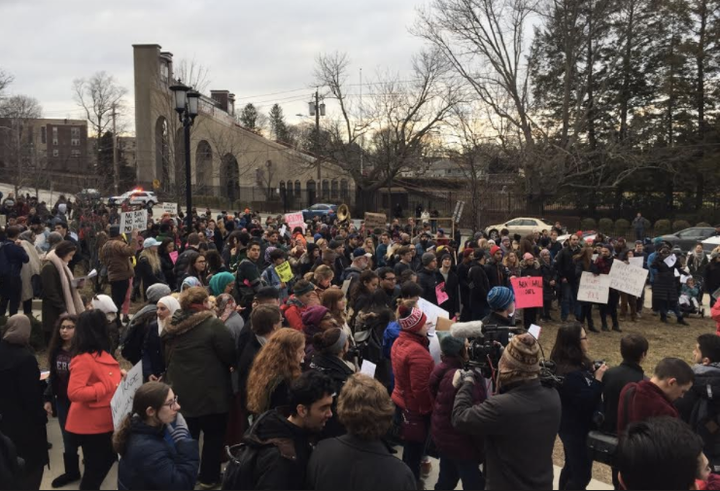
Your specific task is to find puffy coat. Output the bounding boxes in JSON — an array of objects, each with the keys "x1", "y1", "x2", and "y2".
[
  {"x1": 417, "y1": 267, "x2": 443, "y2": 305},
  {"x1": 429, "y1": 358, "x2": 485, "y2": 461},
  {"x1": 617, "y1": 380, "x2": 679, "y2": 434},
  {"x1": 282, "y1": 296, "x2": 307, "y2": 330},
  {"x1": 100, "y1": 237, "x2": 138, "y2": 282},
  {"x1": 652, "y1": 254, "x2": 682, "y2": 303},
  {"x1": 117, "y1": 419, "x2": 199, "y2": 490},
  {"x1": 66, "y1": 351, "x2": 122, "y2": 434},
  {"x1": 391, "y1": 330, "x2": 435, "y2": 414}
]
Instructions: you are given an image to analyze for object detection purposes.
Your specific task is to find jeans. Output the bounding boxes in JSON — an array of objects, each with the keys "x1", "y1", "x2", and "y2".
[
  {"x1": 403, "y1": 440, "x2": 425, "y2": 482},
  {"x1": 0, "y1": 275, "x2": 22, "y2": 316},
  {"x1": 435, "y1": 455, "x2": 485, "y2": 490},
  {"x1": 578, "y1": 302, "x2": 595, "y2": 330},
  {"x1": 558, "y1": 432, "x2": 593, "y2": 490},
  {"x1": 599, "y1": 289, "x2": 619, "y2": 328},
  {"x1": 561, "y1": 281, "x2": 577, "y2": 321},
  {"x1": 55, "y1": 397, "x2": 79, "y2": 456},
  {"x1": 186, "y1": 412, "x2": 228, "y2": 485},
  {"x1": 110, "y1": 279, "x2": 130, "y2": 313},
  {"x1": 69, "y1": 431, "x2": 116, "y2": 490}
]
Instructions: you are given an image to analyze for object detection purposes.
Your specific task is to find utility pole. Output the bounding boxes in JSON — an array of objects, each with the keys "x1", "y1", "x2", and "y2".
[
  {"x1": 359, "y1": 68, "x2": 364, "y2": 177},
  {"x1": 111, "y1": 103, "x2": 119, "y2": 194},
  {"x1": 314, "y1": 88, "x2": 321, "y2": 182}
]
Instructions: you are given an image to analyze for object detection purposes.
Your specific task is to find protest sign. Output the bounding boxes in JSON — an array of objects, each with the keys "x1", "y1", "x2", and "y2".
[
  {"x1": 275, "y1": 261, "x2": 294, "y2": 283},
  {"x1": 284, "y1": 212, "x2": 306, "y2": 232},
  {"x1": 417, "y1": 298, "x2": 450, "y2": 328},
  {"x1": 364, "y1": 212, "x2": 387, "y2": 231},
  {"x1": 608, "y1": 260, "x2": 649, "y2": 298},
  {"x1": 341, "y1": 279, "x2": 352, "y2": 296},
  {"x1": 119, "y1": 210, "x2": 148, "y2": 234},
  {"x1": 510, "y1": 277, "x2": 544, "y2": 309},
  {"x1": 577, "y1": 272, "x2": 610, "y2": 304},
  {"x1": 528, "y1": 324, "x2": 542, "y2": 339},
  {"x1": 279, "y1": 225, "x2": 287, "y2": 237},
  {"x1": 628, "y1": 257, "x2": 644, "y2": 269},
  {"x1": 169, "y1": 251, "x2": 179, "y2": 264},
  {"x1": 0, "y1": 215, "x2": 5, "y2": 227},
  {"x1": 110, "y1": 362, "x2": 143, "y2": 430},
  {"x1": 159, "y1": 202, "x2": 178, "y2": 215},
  {"x1": 436, "y1": 282, "x2": 449, "y2": 305},
  {"x1": 360, "y1": 360, "x2": 377, "y2": 378},
  {"x1": 664, "y1": 255, "x2": 677, "y2": 268}
]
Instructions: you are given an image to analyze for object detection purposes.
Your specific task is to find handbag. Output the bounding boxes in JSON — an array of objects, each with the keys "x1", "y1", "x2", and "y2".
[
  {"x1": 587, "y1": 385, "x2": 635, "y2": 465},
  {"x1": 400, "y1": 409, "x2": 429, "y2": 444}
]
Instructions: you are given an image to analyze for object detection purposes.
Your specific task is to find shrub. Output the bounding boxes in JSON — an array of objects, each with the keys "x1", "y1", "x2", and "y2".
[
  {"x1": 697, "y1": 222, "x2": 712, "y2": 227},
  {"x1": 672, "y1": 220, "x2": 691, "y2": 232},
  {"x1": 580, "y1": 218, "x2": 597, "y2": 231},
  {"x1": 598, "y1": 218, "x2": 614, "y2": 235},
  {"x1": 615, "y1": 219, "x2": 631, "y2": 237},
  {"x1": 654, "y1": 219, "x2": 672, "y2": 235}
]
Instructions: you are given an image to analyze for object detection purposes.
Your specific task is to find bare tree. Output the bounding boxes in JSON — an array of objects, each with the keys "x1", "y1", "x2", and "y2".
[
  {"x1": 0, "y1": 95, "x2": 43, "y2": 194},
  {"x1": 0, "y1": 68, "x2": 13, "y2": 100},
  {"x1": 175, "y1": 59, "x2": 211, "y2": 94}
]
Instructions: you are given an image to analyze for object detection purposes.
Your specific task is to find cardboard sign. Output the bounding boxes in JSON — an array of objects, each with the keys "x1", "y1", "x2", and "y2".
[
  {"x1": 417, "y1": 297, "x2": 450, "y2": 329},
  {"x1": 169, "y1": 251, "x2": 179, "y2": 264},
  {"x1": 110, "y1": 362, "x2": 143, "y2": 430},
  {"x1": 0, "y1": 215, "x2": 5, "y2": 227},
  {"x1": 436, "y1": 317, "x2": 454, "y2": 331},
  {"x1": 577, "y1": 272, "x2": 610, "y2": 304},
  {"x1": 360, "y1": 360, "x2": 377, "y2": 378},
  {"x1": 608, "y1": 260, "x2": 649, "y2": 298},
  {"x1": 628, "y1": 257, "x2": 644, "y2": 268},
  {"x1": 159, "y1": 202, "x2": 178, "y2": 216},
  {"x1": 511, "y1": 277, "x2": 544, "y2": 309},
  {"x1": 119, "y1": 210, "x2": 148, "y2": 234},
  {"x1": 275, "y1": 261, "x2": 294, "y2": 283},
  {"x1": 436, "y1": 282, "x2": 449, "y2": 305},
  {"x1": 363, "y1": 212, "x2": 387, "y2": 232},
  {"x1": 284, "y1": 212, "x2": 306, "y2": 232}
]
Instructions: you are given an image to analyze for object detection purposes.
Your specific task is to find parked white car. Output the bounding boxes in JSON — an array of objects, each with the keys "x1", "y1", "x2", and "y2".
[
  {"x1": 701, "y1": 235, "x2": 720, "y2": 259},
  {"x1": 485, "y1": 217, "x2": 554, "y2": 238},
  {"x1": 108, "y1": 190, "x2": 158, "y2": 207}
]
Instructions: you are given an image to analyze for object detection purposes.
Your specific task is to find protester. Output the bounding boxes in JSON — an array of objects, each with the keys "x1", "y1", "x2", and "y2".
[
  {"x1": 135, "y1": 237, "x2": 166, "y2": 295},
  {"x1": 40, "y1": 240, "x2": 85, "y2": 346},
  {"x1": 0, "y1": 314, "x2": 48, "y2": 490},
  {"x1": 602, "y1": 334, "x2": 649, "y2": 434},
  {"x1": 283, "y1": 280, "x2": 319, "y2": 330},
  {"x1": 160, "y1": 286, "x2": 235, "y2": 488},
  {"x1": 307, "y1": 374, "x2": 416, "y2": 490},
  {"x1": 18, "y1": 229, "x2": 42, "y2": 315},
  {"x1": 575, "y1": 246, "x2": 598, "y2": 332},
  {"x1": 66, "y1": 309, "x2": 122, "y2": 490},
  {"x1": 236, "y1": 241, "x2": 263, "y2": 315},
  {"x1": 593, "y1": 244, "x2": 622, "y2": 332},
  {"x1": 100, "y1": 225, "x2": 139, "y2": 312},
  {"x1": 145, "y1": 295, "x2": 180, "y2": 381},
  {"x1": 113, "y1": 382, "x2": 199, "y2": 490},
  {"x1": 652, "y1": 245, "x2": 689, "y2": 325},
  {"x1": 483, "y1": 286, "x2": 516, "y2": 329},
  {"x1": 707, "y1": 251, "x2": 720, "y2": 310},
  {"x1": 557, "y1": 234, "x2": 582, "y2": 321},
  {"x1": 158, "y1": 238, "x2": 177, "y2": 291},
  {"x1": 452, "y1": 333, "x2": 561, "y2": 490}
]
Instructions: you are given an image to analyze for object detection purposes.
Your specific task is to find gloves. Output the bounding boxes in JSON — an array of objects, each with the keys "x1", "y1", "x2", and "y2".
[
  {"x1": 452, "y1": 369, "x2": 475, "y2": 388},
  {"x1": 168, "y1": 412, "x2": 190, "y2": 443}
]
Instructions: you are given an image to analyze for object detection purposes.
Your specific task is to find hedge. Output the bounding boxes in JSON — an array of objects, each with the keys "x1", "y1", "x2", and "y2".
[
  {"x1": 598, "y1": 218, "x2": 614, "y2": 235},
  {"x1": 615, "y1": 219, "x2": 630, "y2": 237},
  {"x1": 672, "y1": 220, "x2": 691, "y2": 232},
  {"x1": 581, "y1": 218, "x2": 597, "y2": 230},
  {"x1": 654, "y1": 219, "x2": 672, "y2": 235}
]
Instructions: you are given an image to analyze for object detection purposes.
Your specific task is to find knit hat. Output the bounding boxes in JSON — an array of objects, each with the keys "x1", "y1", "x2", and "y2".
[
  {"x1": 523, "y1": 252, "x2": 534, "y2": 261},
  {"x1": 302, "y1": 305, "x2": 329, "y2": 327},
  {"x1": 490, "y1": 245, "x2": 502, "y2": 256},
  {"x1": 92, "y1": 294, "x2": 118, "y2": 314},
  {"x1": 314, "y1": 233, "x2": 323, "y2": 242},
  {"x1": 498, "y1": 333, "x2": 540, "y2": 386},
  {"x1": 293, "y1": 282, "x2": 316, "y2": 297},
  {"x1": 398, "y1": 305, "x2": 427, "y2": 334},
  {"x1": 109, "y1": 225, "x2": 121, "y2": 238},
  {"x1": 209, "y1": 271, "x2": 236, "y2": 296},
  {"x1": 487, "y1": 286, "x2": 515, "y2": 311},
  {"x1": 2, "y1": 314, "x2": 30, "y2": 346},
  {"x1": 440, "y1": 335, "x2": 465, "y2": 358},
  {"x1": 146, "y1": 284, "x2": 171, "y2": 304},
  {"x1": 422, "y1": 252, "x2": 436, "y2": 267}
]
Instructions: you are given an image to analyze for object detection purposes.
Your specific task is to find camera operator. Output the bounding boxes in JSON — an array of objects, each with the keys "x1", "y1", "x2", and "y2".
[
  {"x1": 482, "y1": 286, "x2": 517, "y2": 329},
  {"x1": 550, "y1": 322, "x2": 608, "y2": 490},
  {"x1": 452, "y1": 333, "x2": 561, "y2": 490}
]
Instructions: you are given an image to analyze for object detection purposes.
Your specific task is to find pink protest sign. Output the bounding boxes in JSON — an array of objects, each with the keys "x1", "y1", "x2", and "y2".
[
  {"x1": 169, "y1": 251, "x2": 179, "y2": 264},
  {"x1": 510, "y1": 277, "x2": 544, "y2": 309},
  {"x1": 436, "y1": 282, "x2": 449, "y2": 305}
]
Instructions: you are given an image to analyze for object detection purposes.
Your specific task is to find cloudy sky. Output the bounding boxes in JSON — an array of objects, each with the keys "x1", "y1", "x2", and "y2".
[{"x1": 0, "y1": 0, "x2": 428, "y2": 131}]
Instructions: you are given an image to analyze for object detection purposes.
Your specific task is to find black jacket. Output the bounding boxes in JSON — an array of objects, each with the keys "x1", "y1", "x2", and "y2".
[
  {"x1": 452, "y1": 379, "x2": 561, "y2": 490},
  {"x1": 601, "y1": 361, "x2": 645, "y2": 433},
  {"x1": 676, "y1": 364, "x2": 720, "y2": 465},
  {"x1": 159, "y1": 252, "x2": 176, "y2": 292},
  {"x1": 135, "y1": 256, "x2": 166, "y2": 294},
  {"x1": 306, "y1": 434, "x2": 416, "y2": 490},
  {"x1": 706, "y1": 262, "x2": 720, "y2": 297},
  {"x1": 243, "y1": 409, "x2": 314, "y2": 490},
  {"x1": 309, "y1": 353, "x2": 355, "y2": 439},
  {"x1": 484, "y1": 259, "x2": 508, "y2": 288},
  {"x1": 417, "y1": 266, "x2": 443, "y2": 305},
  {"x1": 468, "y1": 261, "x2": 491, "y2": 314},
  {"x1": 556, "y1": 367, "x2": 603, "y2": 437},
  {"x1": 0, "y1": 240, "x2": 29, "y2": 277},
  {"x1": 438, "y1": 267, "x2": 460, "y2": 316},
  {"x1": 237, "y1": 333, "x2": 263, "y2": 409},
  {"x1": 555, "y1": 245, "x2": 580, "y2": 283},
  {"x1": 117, "y1": 419, "x2": 199, "y2": 490}
]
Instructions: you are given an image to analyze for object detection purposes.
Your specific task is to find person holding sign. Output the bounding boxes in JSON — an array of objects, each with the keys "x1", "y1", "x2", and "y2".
[
  {"x1": 591, "y1": 244, "x2": 622, "y2": 333},
  {"x1": 438, "y1": 254, "x2": 460, "y2": 318},
  {"x1": 574, "y1": 247, "x2": 599, "y2": 333},
  {"x1": 618, "y1": 250, "x2": 639, "y2": 323},
  {"x1": 518, "y1": 253, "x2": 543, "y2": 329},
  {"x1": 651, "y1": 245, "x2": 689, "y2": 325},
  {"x1": 261, "y1": 248, "x2": 293, "y2": 302}
]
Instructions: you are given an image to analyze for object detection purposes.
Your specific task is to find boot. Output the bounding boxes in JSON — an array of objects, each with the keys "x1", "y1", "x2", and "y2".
[
  {"x1": 612, "y1": 324, "x2": 623, "y2": 333},
  {"x1": 588, "y1": 324, "x2": 600, "y2": 333},
  {"x1": 678, "y1": 318, "x2": 689, "y2": 326},
  {"x1": 601, "y1": 324, "x2": 610, "y2": 332},
  {"x1": 51, "y1": 453, "x2": 81, "y2": 488}
]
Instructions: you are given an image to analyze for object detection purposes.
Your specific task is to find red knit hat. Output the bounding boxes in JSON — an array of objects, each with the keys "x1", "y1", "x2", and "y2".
[
  {"x1": 490, "y1": 245, "x2": 502, "y2": 256},
  {"x1": 398, "y1": 305, "x2": 427, "y2": 333}
]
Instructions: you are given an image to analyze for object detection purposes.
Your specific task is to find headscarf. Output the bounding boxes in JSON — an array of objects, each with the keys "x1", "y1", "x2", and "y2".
[
  {"x1": 3, "y1": 314, "x2": 31, "y2": 346},
  {"x1": 264, "y1": 246, "x2": 278, "y2": 265},
  {"x1": 216, "y1": 293, "x2": 237, "y2": 323},
  {"x1": 181, "y1": 276, "x2": 202, "y2": 292},
  {"x1": 209, "y1": 271, "x2": 235, "y2": 296},
  {"x1": 157, "y1": 295, "x2": 181, "y2": 334}
]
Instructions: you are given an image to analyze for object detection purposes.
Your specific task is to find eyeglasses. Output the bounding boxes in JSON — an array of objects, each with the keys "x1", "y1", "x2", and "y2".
[
  {"x1": 163, "y1": 395, "x2": 179, "y2": 408},
  {"x1": 60, "y1": 324, "x2": 75, "y2": 331}
]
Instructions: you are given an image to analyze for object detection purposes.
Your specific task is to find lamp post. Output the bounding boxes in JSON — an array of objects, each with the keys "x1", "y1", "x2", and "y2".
[{"x1": 169, "y1": 80, "x2": 200, "y2": 231}]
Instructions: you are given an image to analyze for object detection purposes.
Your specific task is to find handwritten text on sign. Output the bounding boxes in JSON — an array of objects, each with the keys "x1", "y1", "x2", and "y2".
[
  {"x1": 284, "y1": 212, "x2": 306, "y2": 232},
  {"x1": 110, "y1": 361, "x2": 143, "y2": 429},
  {"x1": 608, "y1": 260, "x2": 649, "y2": 298},
  {"x1": 119, "y1": 210, "x2": 148, "y2": 234},
  {"x1": 577, "y1": 272, "x2": 610, "y2": 304},
  {"x1": 510, "y1": 277, "x2": 544, "y2": 309},
  {"x1": 364, "y1": 212, "x2": 387, "y2": 231},
  {"x1": 275, "y1": 261, "x2": 294, "y2": 283}
]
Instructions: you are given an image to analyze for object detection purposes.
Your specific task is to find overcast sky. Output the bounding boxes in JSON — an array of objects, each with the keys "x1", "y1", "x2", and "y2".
[{"x1": 0, "y1": 0, "x2": 428, "y2": 131}]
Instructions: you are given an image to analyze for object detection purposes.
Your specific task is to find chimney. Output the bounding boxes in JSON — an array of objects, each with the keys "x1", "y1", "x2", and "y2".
[
  {"x1": 228, "y1": 93, "x2": 236, "y2": 117},
  {"x1": 210, "y1": 90, "x2": 230, "y2": 113}
]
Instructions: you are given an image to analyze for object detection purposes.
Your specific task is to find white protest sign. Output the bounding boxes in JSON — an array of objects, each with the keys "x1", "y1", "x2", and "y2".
[
  {"x1": 279, "y1": 225, "x2": 287, "y2": 237},
  {"x1": 528, "y1": 324, "x2": 542, "y2": 339},
  {"x1": 577, "y1": 272, "x2": 610, "y2": 304},
  {"x1": 628, "y1": 257, "x2": 644, "y2": 268},
  {"x1": 119, "y1": 210, "x2": 148, "y2": 234},
  {"x1": 360, "y1": 360, "x2": 377, "y2": 378},
  {"x1": 110, "y1": 362, "x2": 143, "y2": 430},
  {"x1": 159, "y1": 202, "x2": 178, "y2": 216},
  {"x1": 284, "y1": 212, "x2": 306, "y2": 232},
  {"x1": 664, "y1": 255, "x2": 677, "y2": 268},
  {"x1": 417, "y1": 298, "x2": 450, "y2": 328},
  {"x1": 608, "y1": 260, "x2": 649, "y2": 298}
]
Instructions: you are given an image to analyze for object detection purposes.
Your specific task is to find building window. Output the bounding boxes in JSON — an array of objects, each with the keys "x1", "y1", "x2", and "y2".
[
  {"x1": 331, "y1": 180, "x2": 339, "y2": 200},
  {"x1": 53, "y1": 149, "x2": 59, "y2": 157},
  {"x1": 71, "y1": 149, "x2": 81, "y2": 158},
  {"x1": 322, "y1": 180, "x2": 330, "y2": 199},
  {"x1": 71, "y1": 127, "x2": 80, "y2": 137},
  {"x1": 41, "y1": 127, "x2": 46, "y2": 144},
  {"x1": 71, "y1": 139, "x2": 80, "y2": 146},
  {"x1": 295, "y1": 180, "x2": 301, "y2": 196},
  {"x1": 340, "y1": 179, "x2": 349, "y2": 201}
]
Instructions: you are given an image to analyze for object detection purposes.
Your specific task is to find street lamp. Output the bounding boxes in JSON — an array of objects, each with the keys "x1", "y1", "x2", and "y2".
[{"x1": 169, "y1": 80, "x2": 200, "y2": 231}]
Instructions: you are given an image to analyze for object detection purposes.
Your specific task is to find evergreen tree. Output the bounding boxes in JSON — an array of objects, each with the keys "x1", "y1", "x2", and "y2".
[
  {"x1": 268, "y1": 103, "x2": 291, "y2": 143},
  {"x1": 239, "y1": 103, "x2": 258, "y2": 129}
]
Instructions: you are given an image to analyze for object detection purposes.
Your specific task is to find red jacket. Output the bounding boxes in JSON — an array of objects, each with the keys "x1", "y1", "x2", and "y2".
[
  {"x1": 66, "y1": 352, "x2": 121, "y2": 435},
  {"x1": 617, "y1": 380, "x2": 678, "y2": 434},
  {"x1": 282, "y1": 296, "x2": 307, "y2": 331},
  {"x1": 391, "y1": 331, "x2": 435, "y2": 414},
  {"x1": 712, "y1": 301, "x2": 720, "y2": 336}
]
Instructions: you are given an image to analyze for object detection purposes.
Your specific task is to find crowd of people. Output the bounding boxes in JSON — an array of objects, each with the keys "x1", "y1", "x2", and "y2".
[{"x1": 1, "y1": 193, "x2": 720, "y2": 490}]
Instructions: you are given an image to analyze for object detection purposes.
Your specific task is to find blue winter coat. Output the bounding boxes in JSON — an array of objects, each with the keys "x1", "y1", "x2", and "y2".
[{"x1": 117, "y1": 419, "x2": 199, "y2": 490}]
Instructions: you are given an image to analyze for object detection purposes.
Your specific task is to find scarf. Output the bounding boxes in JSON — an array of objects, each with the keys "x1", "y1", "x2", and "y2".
[
  {"x1": 216, "y1": 293, "x2": 237, "y2": 322},
  {"x1": 693, "y1": 251, "x2": 706, "y2": 268},
  {"x1": 46, "y1": 250, "x2": 85, "y2": 316}
]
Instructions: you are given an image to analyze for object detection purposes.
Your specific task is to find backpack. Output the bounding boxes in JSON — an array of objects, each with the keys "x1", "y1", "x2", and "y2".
[
  {"x1": 0, "y1": 421, "x2": 24, "y2": 490},
  {"x1": 221, "y1": 443, "x2": 261, "y2": 490},
  {"x1": 120, "y1": 312, "x2": 152, "y2": 365}
]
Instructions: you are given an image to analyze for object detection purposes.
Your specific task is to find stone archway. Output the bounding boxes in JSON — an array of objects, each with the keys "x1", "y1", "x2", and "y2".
[
  {"x1": 195, "y1": 140, "x2": 213, "y2": 193},
  {"x1": 221, "y1": 153, "x2": 240, "y2": 205},
  {"x1": 154, "y1": 116, "x2": 170, "y2": 190}
]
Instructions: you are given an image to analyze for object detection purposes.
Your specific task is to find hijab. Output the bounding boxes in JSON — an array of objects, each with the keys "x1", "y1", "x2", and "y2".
[
  {"x1": 3, "y1": 314, "x2": 31, "y2": 346},
  {"x1": 157, "y1": 295, "x2": 181, "y2": 335}
]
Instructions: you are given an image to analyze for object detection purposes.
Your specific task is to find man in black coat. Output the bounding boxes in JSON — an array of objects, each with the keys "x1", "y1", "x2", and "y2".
[
  {"x1": 417, "y1": 252, "x2": 444, "y2": 305},
  {"x1": 468, "y1": 250, "x2": 491, "y2": 321},
  {"x1": 0, "y1": 226, "x2": 29, "y2": 317},
  {"x1": 242, "y1": 372, "x2": 335, "y2": 490},
  {"x1": 555, "y1": 234, "x2": 581, "y2": 321},
  {"x1": 457, "y1": 249, "x2": 474, "y2": 321},
  {"x1": 484, "y1": 246, "x2": 508, "y2": 289}
]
